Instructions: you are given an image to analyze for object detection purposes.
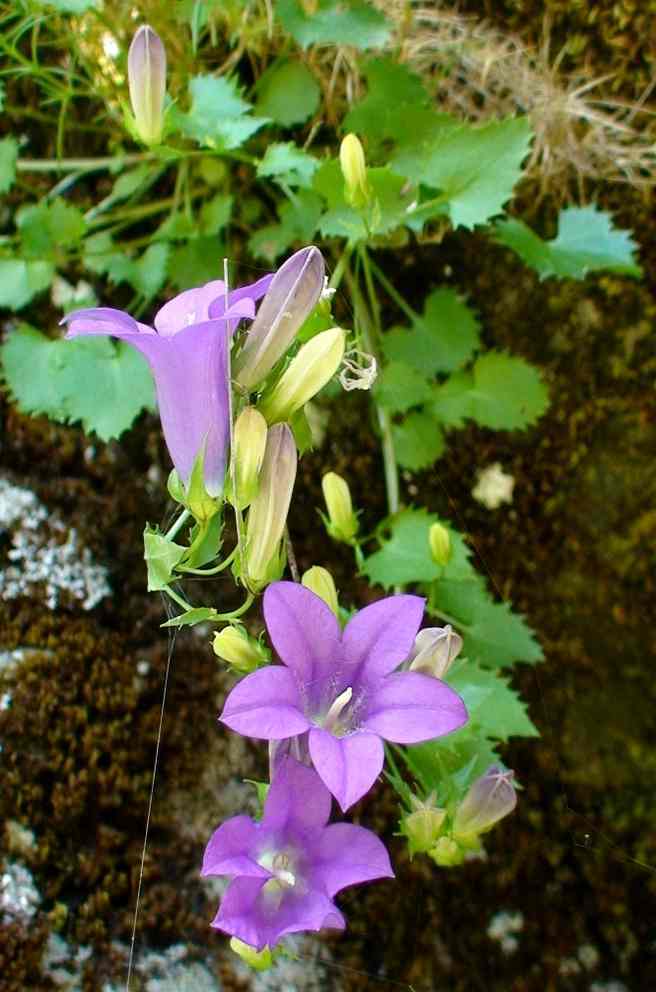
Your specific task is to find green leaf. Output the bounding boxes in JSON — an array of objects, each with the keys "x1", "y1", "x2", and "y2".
[
  {"x1": 257, "y1": 143, "x2": 319, "y2": 189},
  {"x1": 0, "y1": 258, "x2": 55, "y2": 310},
  {"x1": 110, "y1": 163, "x2": 155, "y2": 202},
  {"x1": 314, "y1": 159, "x2": 412, "y2": 239},
  {"x1": 447, "y1": 660, "x2": 539, "y2": 741},
  {"x1": 200, "y1": 193, "x2": 233, "y2": 234},
  {"x1": 248, "y1": 190, "x2": 322, "y2": 262},
  {"x1": 82, "y1": 231, "x2": 136, "y2": 285},
  {"x1": 343, "y1": 58, "x2": 429, "y2": 150},
  {"x1": 17, "y1": 198, "x2": 86, "y2": 257},
  {"x1": 0, "y1": 136, "x2": 18, "y2": 195},
  {"x1": 129, "y1": 242, "x2": 170, "y2": 300},
  {"x1": 181, "y1": 75, "x2": 268, "y2": 149},
  {"x1": 255, "y1": 60, "x2": 320, "y2": 126},
  {"x1": 431, "y1": 353, "x2": 549, "y2": 431},
  {"x1": 383, "y1": 288, "x2": 481, "y2": 375},
  {"x1": 362, "y1": 508, "x2": 474, "y2": 589},
  {"x1": 431, "y1": 576, "x2": 543, "y2": 668},
  {"x1": 162, "y1": 607, "x2": 219, "y2": 628},
  {"x1": 403, "y1": 731, "x2": 501, "y2": 804},
  {"x1": 392, "y1": 116, "x2": 533, "y2": 229},
  {"x1": 276, "y1": 0, "x2": 391, "y2": 50},
  {"x1": 374, "y1": 361, "x2": 432, "y2": 413},
  {"x1": 392, "y1": 411, "x2": 445, "y2": 471},
  {"x1": 495, "y1": 206, "x2": 643, "y2": 280},
  {"x1": 35, "y1": 0, "x2": 99, "y2": 11},
  {"x1": 143, "y1": 526, "x2": 187, "y2": 592},
  {"x1": 0, "y1": 325, "x2": 155, "y2": 441},
  {"x1": 169, "y1": 236, "x2": 225, "y2": 290}
]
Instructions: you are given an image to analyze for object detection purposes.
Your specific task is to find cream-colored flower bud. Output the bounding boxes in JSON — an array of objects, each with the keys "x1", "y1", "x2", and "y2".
[
  {"x1": 340, "y1": 133, "x2": 371, "y2": 209},
  {"x1": 258, "y1": 327, "x2": 345, "y2": 425},
  {"x1": 301, "y1": 566, "x2": 339, "y2": 616},
  {"x1": 128, "y1": 25, "x2": 167, "y2": 147},
  {"x1": 231, "y1": 407, "x2": 268, "y2": 509},
  {"x1": 408, "y1": 625, "x2": 463, "y2": 679},
  {"x1": 429, "y1": 522, "x2": 451, "y2": 566},
  {"x1": 321, "y1": 471, "x2": 358, "y2": 543},
  {"x1": 453, "y1": 765, "x2": 517, "y2": 839},
  {"x1": 244, "y1": 424, "x2": 297, "y2": 591},
  {"x1": 212, "y1": 625, "x2": 262, "y2": 673}
]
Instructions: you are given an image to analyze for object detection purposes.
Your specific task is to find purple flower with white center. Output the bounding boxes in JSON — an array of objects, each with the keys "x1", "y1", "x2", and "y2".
[
  {"x1": 61, "y1": 274, "x2": 272, "y2": 496},
  {"x1": 201, "y1": 757, "x2": 393, "y2": 950},
  {"x1": 220, "y1": 582, "x2": 468, "y2": 811}
]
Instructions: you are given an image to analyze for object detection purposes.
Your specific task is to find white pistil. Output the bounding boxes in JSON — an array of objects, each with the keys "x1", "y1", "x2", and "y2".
[{"x1": 323, "y1": 686, "x2": 353, "y2": 733}]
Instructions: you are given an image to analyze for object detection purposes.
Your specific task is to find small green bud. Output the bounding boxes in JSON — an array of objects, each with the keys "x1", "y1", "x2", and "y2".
[
  {"x1": 231, "y1": 407, "x2": 268, "y2": 509},
  {"x1": 167, "y1": 468, "x2": 186, "y2": 505},
  {"x1": 212, "y1": 625, "x2": 263, "y2": 673},
  {"x1": 430, "y1": 836, "x2": 465, "y2": 868},
  {"x1": 400, "y1": 805, "x2": 447, "y2": 857},
  {"x1": 321, "y1": 471, "x2": 358, "y2": 543},
  {"x1": 244, "y1": 424, "x2": 297, "y2": 592},
  {"x1": 301, "y1": 566, "x2": 339, "y2": 616},
  {"x1": 229, "y1": 937, "x2": 273, "y2": 971},
  {"x1": 339, "y1": 133, "x2": 371, "y2": 209},
  {"x1": 186, "y1": 447, "x2": 221, "y2": 523},
  {"x1": 127, "y1": 25, "x2": 166, "y2": 147},
  {"x1": 429, "y1": 522, "x2": 451, "y2": 567},
  {"x1": 259, "y1": 327, "x2": 345, "y2": 425}
]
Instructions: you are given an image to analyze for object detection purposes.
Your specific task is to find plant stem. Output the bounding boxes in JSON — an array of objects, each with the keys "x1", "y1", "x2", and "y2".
[
  {"x1": 16, "y1": 153, "x2": 157, "y2": 173},
  {"x1": 164, "y1": 508, "x2": 191, "y2": 541},
  {"x1": 164, "y1": 585, "x2": 194, "y2": 612},
  {"x1": 216, "y1": 593, "x2": 255, "y2": 622},
  {"x1": 367, "y1": 255, "x2": 419, "y2": 323},
  {"x1": 177, "y1": 546, "x2": 238, "y2": 576}
]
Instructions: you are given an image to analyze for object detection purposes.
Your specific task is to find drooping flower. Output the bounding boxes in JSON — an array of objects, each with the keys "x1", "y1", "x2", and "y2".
[
  {"x1": 407, "y1": 625, "x2": 463, "y2": 680},
  {"x1": 201, "y1": 757, "x2": 393, "y2": 950},
  {"x1": 62, "y1": 274, "x2": 272, "y2": 496},
  {"x1": 220, "y1": 582, "x2": 468, "y2": 810}
]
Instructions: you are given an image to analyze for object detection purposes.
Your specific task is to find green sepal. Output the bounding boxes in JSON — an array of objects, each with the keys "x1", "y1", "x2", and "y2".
[
  {"x1": 186, "y1": 446, "x2": 222, "y2": 523},
  {"x1": 185, "y1": 513, "x2": 223, "y2": 569},
  {"x1": 161, "y1": 607, "x2": 219, "y2": 628},
  {"x1": 143, "y1": 525, "x2": 187, "y2": 592},
  {"x1": 167, "y1": 469, "x2": 186, "y2": 504}
]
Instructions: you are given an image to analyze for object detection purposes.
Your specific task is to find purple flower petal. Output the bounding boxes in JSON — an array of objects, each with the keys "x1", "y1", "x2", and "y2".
[
  {"x1": 263, "y1": 582, "x2": 341, "y2": 694},
  {"x1": 343, "y1": 595, "x2": 426, "y2": 683},
  {"x1": 220, "y1": 666, "x2": 310, "y2": 740},
  {"x1": 202, "y1": 815, "x2": 268, "y2": 879},
  {"x1": 313, "y1": 823, "x2": 394, "y2": 896},
  {"x1": 362, "y1": 671, "x2": 467, "y2": 744},
  {"x1": 153, "y1": 281, "x2": 227, "y2": 335},
  {"x1": 211, "y1": 876, "x2": 269, "y2": 950},
  {"x1": 308, "y1": 727, "x2": 384, "y2": 812},
  {"x1": 262, "y1": 756, "x2": 332, "y2": 834},
  {"x1": 208, "y1": 272, "x2": 274, "y2": 320},
  {"x1": 62, "y1": 306, "x2": 145, "y2": 337}
]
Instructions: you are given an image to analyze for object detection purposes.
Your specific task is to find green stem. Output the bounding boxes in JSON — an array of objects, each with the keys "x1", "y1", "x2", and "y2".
[
  {"x1": 328, "y1": 241, "x2": 355, "y2": 292},
  {"x1": 216, "y1": 593, "x2": 254, "y2": 622},
  {"x1": 429, "y1": 607, "x2": 471, "y2": 632},
  {"x1": 163, "y1": 585, "x2": 194, "y2": 612},
  {"x1": 16, "y1": 152, "x2": 157, "y2": 173},
  {"x1": 165, "y1": 508, "x2": 191, "y2": 541},
  {"x1": 177, "y1": 546, "x2": 238, "y2": 576},
  {"x1": 367, "y1": 255, "x2": 419, "y2": 324}
]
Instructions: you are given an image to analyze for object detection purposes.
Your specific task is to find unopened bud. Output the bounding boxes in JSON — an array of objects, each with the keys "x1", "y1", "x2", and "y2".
[
  {"x1": 167, "y1": 468, "x2": 186, "y2": 505},
  {"x1": 400, "y1": 805, "x2": 447, "y2": 857},
  {"x1": 230, "y1": 937, "x2": 273, "y2": 971},
  {"x1": 408, "y1": 625, "x2": 463, "y2": 679},
  {"x1": 430, "y1": 836, "x2": 465, "y2": 868},
  {"x1": 321, "y1": 471, "x2": 358, "y2": 543},
  {"x1": 340, "y1": 133, "x2": 371, "y2": 209},
  {"x1": 128, "y1": 25, "x2": 166, "y2": 147},
  {"x1": 453, "y1": 765, "x2": 517, "y2": 840},
  {"x1": 302, "y1": 566, "x2": 339, "y2": 616},
  {"x1": 245, "y1": 424, "x2": 297, "y2": 591},
  {"x1": 213, "y1": 625, "x2": 263, "y2": 673},
  {"x1": 231, "y1": 407, "x2": 268, "y2": 509},
  {"x1": 258, "y1": 327, "x2": 345, "y2": 424},
  {"x1": 234, "y1": 246, "x2": 325, "y2": 391},
  {"x1": 429, "y1": 522, "x2": 451, "y2": 567},
  {"x1": 186, "y1": 447, "x2": 221, "y2": 522}
]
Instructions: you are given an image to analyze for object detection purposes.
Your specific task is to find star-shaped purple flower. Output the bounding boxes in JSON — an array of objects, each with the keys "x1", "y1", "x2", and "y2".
[
  {"x1": 61, "y1": 273, "x2": 272, "y2": 496},
  {"x1": 201, "y1": 757, "x2": 393, "y2": 950},
  {"x1": 220, "y1": 582, "x2": 468, "y2": 810}
]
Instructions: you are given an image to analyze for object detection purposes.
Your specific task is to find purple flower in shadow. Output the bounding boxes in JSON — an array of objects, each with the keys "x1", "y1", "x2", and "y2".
[
  {"x1": 61, "y1": 273, "x2": 272, "y2": 495},
  {"x1": 201, "y1": 757, "x2": 393, "y2": 950},
  {"x1": 220, "y1": 582, "x2": 468, "y2": 811}
]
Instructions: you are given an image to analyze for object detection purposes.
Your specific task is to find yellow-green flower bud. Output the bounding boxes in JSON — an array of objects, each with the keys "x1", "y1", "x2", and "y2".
[
  {"x1": 127, "y1": 25, "x2": 167, "y2": 147},
  {"x1": 301, "y1": 566, "x2": 339, "y2": 616},
  {"x1": 167, "y1": 468, "x2": 186, "y2": 505},
  {"x1": 212, "y1": 625, "x2": 262, "y2": 673},
  {"x1": 429, "y1": 522, "x2": 451, "y2": 567},
  {"x1": 321, "y1": 471, "x2": 358, "y2": 543},
  {"x1": 244, "y1": 424, "x2": 297, "y2": 591},
  {"x1": 231, "y1": 407, "x2": 268, "y2": 509},
  {"x1": 340, "y1": 133, "x2": 371, "y2": 209},
  {"x1": 400, "y1": 806, "x2": 447, "y2": 857},
  {"x1": 229, "y1": 937, "x2": 273, "y2": 971},
  {"x1": 430, "y1": 836, "x2": 465, "y2": 868},
  {"x1": 407, "y1": 625, "x2": 463, "y2": 679},
  {"x1": 258, "y1": 327, "x2": 345, "y2": 425}
]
